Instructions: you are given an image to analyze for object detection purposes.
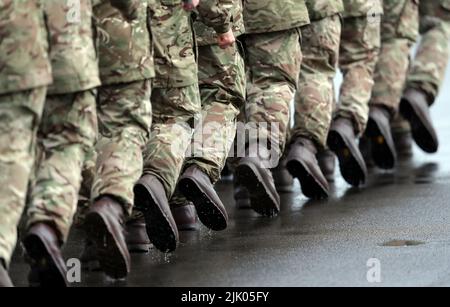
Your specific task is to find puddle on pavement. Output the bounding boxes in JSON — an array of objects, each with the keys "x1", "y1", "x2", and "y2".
[{"x1": 380, "y1": 240, "x2": 426, "y2": 247}]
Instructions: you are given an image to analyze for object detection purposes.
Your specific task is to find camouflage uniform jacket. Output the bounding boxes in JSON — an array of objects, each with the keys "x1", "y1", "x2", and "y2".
[
  {"x1": 44, "y1": 0, "x2": 101, "y2": 94},
  {"x1": 152, "y1": 0, "x2": 231, "y2": 88},
  {"x1": 343, "y1": 0, "x2": 383, "y2": 18},
  {"x1": 242, "y1": 0, "x2": 310, "y2": 34},
  {"x1": 0, "y1": 0, "x2": 52, "y2": 95},
  {"x1": 195, "y1": 0, "x2": 245, "y2": 46},
  {"x1": 421, "y1": 0, "x2": 450, "y2": 22},
  {"x1": 306, "y1": 0, "x2": 344, "y2": 21},
  {"x1": 94, "y1": 0, "x2": 155, "y2": 85}
]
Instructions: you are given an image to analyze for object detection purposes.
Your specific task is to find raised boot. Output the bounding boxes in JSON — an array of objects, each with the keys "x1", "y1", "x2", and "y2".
[
  {"x1": 400, "y1": 88, "x2": 438, "y2": 153},
  {"x1": 235, "y1": 146, "x2": 280, "y2": 217},
  {"x1": 366, "y1": 106, "x2": 397, "y2": 169},
  {"x1": 134, "y1": 175, "x2": 179, "y2": 253},
  {"x1": 178, "y1": 166, "x2": 228, "y2": 231},
  {"x1": 286, "y1": 137, "x2": 329, "y2": 199},
  {"x1": 84, "y1": 196, "x2": 130, "y2": 279},
  {"x1": 328, "y1": 117, "x2": 368, "y2": 187},
  {"x1": 23, "y1": 223, "x2": 67, "y2": 287}
]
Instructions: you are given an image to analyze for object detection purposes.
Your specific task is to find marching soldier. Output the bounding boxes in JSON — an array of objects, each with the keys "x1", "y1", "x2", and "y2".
[
  {"x1": 287, "y1": 0, "x2": 344, "y2": 199},
  {"x1": 171, "y1": 0, "x2": 245, "y2": 231},
  {"x1": 0, "y1": 0, "x2": 52, "y2": 287},
  {"x1": 83, "y1": 0, "x2": 153, "y2": 279},
  {"x1": 234, "y1": 0, "x2": 310, "y2": 216},
  {"x1": 325, "y1": 0, "x2": 382, "y2": 186},
  {"x1": 134, "y1": 0, "x2": 233, "y2": 252},
  {"x1": 366, "y1": 0, "x2": 420, "y2": 169},
  {"x1": 397, "y1": 0, "x2": 450, "y2": 156},
  {"x1": 20, "y1": 0, "x2": 140, "y2": 286},
  {"x1": 21, "y1": 0, "x2": 100, "y2": 287}
]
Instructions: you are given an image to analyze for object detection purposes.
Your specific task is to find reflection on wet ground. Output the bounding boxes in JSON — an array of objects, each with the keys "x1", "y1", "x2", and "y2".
[{"x1": 9, "y1": 99, "x2": 450, "y2": 287}]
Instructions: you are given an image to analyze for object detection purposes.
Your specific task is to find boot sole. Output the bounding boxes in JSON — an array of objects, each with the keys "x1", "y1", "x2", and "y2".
[
  {"x1": 179, "y1": 178, "x2": 228, "y2": 231},
  {"x1": 286, "y1": 159, "x2": 329, "y2": 200},
  {"x1": 366, "y1": 118, "x2": 396, "y2": 169},
  {"x1": 84, "y1": 212, "x2": 129, "y2": 279},
  {"x1": 235, "y1": 163, "x2": 279, "y2": 217},
  {"x1": 134, "y1": 184, "x2": 178, "y2": 253},
  {"x1": 400, "y1": 99, "x2": 438, "y2": 153},
  {"x1": 328, "y1": 131, "x2": 366, "y2": 187},
  {"x1": 23, "y1": 235, "x2": 67, "y2": 287}
]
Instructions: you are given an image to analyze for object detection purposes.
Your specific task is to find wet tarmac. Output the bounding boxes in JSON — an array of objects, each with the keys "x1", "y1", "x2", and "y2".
[{"x1": 9, "y1": 72, "x2": 450, "y2": 288}]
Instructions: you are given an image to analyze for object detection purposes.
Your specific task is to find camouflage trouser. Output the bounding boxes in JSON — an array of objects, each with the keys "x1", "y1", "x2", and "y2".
[
  {"x1": 74, "y1": 147, "x2": 96, "y2": 228},
  {"x1": 243, "y1": 28, "x2": 303, "y2": 164},
  {"x1": 292, "y1": 15, "x2": 342, "y2": 149},
  {"x1": 91, "y1": 80, "x2": 152, "y2": 216},
  {"x1": 336, "y1": 15, "x2": 381, "y2": 135},
  {"x1": 370, "y1": 0, "x2": 419, "y2": 113},
  {"x1": 170, "y1": 42, "x2": 246, "y2": 207},
  {"x1": 0, "y1": 88, "x2": 46, "y2": 267},
  {"x1": 142, "y1": 84, "x2": 201, "y2": 198},
  {"x1": 26, "y1": 90, "x2": 97, "y2": 243},
  {"x1": 184, "y1": 43, "x2": 246, "y2": 183},
  {"x1": 406, "y1": 1, "x2": 450, "y2": 104}
]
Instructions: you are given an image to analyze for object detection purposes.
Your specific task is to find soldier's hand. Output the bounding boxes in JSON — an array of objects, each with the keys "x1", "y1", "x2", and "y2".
[
  {"x1": 109, "y1": 0, "x2": 139, "y2": 21},
  {"x1": 217, "y1": 29, "x2": 235, "y2": 49},
  {"x1": 182, "y1": 0, "x2": 200, "y2": 11}
]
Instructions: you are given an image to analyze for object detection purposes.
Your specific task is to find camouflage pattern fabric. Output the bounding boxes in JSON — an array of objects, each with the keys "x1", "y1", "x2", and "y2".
[
  {"x1": 87, "y1": 1, "x2": 154, "y2": 216},
  {"x1": 151, "y1": 0, "x2": 198, "y2": 88},
  {"x1": 305, "y1": 0, "x2": 344, "y2": 21},
  {"x1": 244, "y1": 28, "x2": 303, "y2": 162},
  {"x1": 182, "y1": 0, "x2": 245, "y2": 182},
  {"x1": 171, "y1": 42, "x2": 246, "y2": 208},
  {"x1": 185, "y1": 42, "x2": 246, "y2": 183},
  {"x1": 43, "y1": 0, "x2": 101, "y2": 95},
  {"x1": 196, "y1": 0, "x2": 232, "y2": 35},
  {"x1": 343, "y1": 0, "x2": 383, "y2": 18},
  {"x1": 0, "y1": 0, "x2": 52, "y2": 95},
  {"x1": 195, "y1": 0, "x2": 244, "y2": 46},
  {"x1": 25, "y1": 1, "x2": 99, "y2": 243},
  {"x1": 370, "y1": 0, "x2": 420, "y2": 113},
  {"x1": 91, "y1": 81, "x2": 152, "y2": 215},
  {"x1": 0, "y1": 88, "x2": 47, "y2": 267},
  {"x1": 94, "y1": 0, "x2": 155, "y2": 85},
  {"x1": 142, "y1": 0, "x2": 234, "y2": 197},
  {"x1": 143, "y1": 84, "x2": 202, "y2": 198},
  {"x1": 109, "y1": 0, "x2": 140, "y2": 19},
  {"x1": 0, "y1": 0, "x2": 51, "y2": 268},
  {"x1": 242, "y1": 0, "x2": 310, "y2": 34},
  {"x1": 169, "y1": 3, "x2": 245, "y2": 207},
  {"x1": 26, "y1": 90, "x2": 98, "y2": 243},
  {"x1": 292, "y1": 14, "x2": 342, "y2": 149},
  {"x1": 406, "y1": 0, "x2": 450, "y2": 104},
  {"x1": 335, "y1": 10, "x2": 381, "y2": 135}
]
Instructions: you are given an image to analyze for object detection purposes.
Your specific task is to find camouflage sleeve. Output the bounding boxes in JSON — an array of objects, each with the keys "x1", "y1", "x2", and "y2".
[
  {"x1": 109, "y1": 0, "x2": 139, "y2": 20},
  {"x1": 197, "y1": 0, "x2": 232, "y2": 34}
]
